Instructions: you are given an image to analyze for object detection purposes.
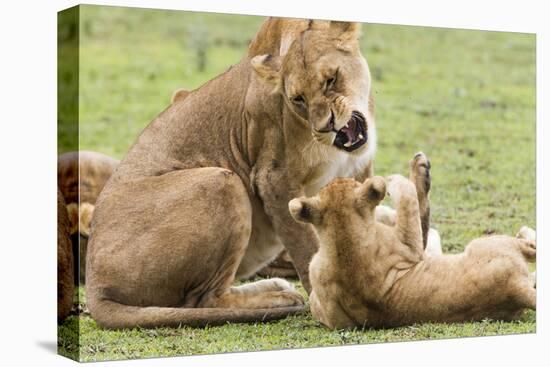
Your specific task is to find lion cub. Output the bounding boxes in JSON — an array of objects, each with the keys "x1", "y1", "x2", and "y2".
[{"x1": 289, "y1": 153, "x2": 536, "y2": 329}]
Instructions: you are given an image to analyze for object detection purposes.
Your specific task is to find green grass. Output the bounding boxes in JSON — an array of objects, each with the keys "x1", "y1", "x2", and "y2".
[
  {"x1": 60, "y1": 285, "x2": 535, "y2": 362},
  {"x1": 58, "y1": 5, "x2": 536, "y2": 362}
]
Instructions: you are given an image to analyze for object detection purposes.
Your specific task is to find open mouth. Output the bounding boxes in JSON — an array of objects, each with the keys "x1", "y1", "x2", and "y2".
[{"x1": 333, "y1": 111, "x2": 368, "y2": 152}]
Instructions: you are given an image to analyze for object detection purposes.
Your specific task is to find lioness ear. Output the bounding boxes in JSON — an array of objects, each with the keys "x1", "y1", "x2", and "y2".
[
  {"x1": 251, "y1": 54, "x2": 282, "y2": 86},
  {"x1": 330, "y1": 21, "x2": 361, "y2": 51},
  {"x1": 357, "y1": 176, "x2": 386, "y2": 207},
  {"x1": 289, "y1": 197, "x2": 322, "y2": 225},
  {"x1": 171, "y1": 88, "x2": 190, "y2": 104}
]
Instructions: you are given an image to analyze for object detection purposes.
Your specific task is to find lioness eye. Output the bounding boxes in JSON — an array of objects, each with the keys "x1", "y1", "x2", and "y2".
[
  {"x1": 325, "y1": 70, "x2": 338, "y2": 91},
  {"x1": 292, "y1": 95, "x2": 305, "y2": 105}
]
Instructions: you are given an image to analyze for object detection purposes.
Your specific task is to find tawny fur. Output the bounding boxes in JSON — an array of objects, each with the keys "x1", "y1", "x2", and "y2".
[
  {"x1": 57, "y1": 189, "x2": 74, "y2": 322},
  {"x1": 58, "y1": 151, "x2": 119, "y2": 285},
  {"x1": 58, "y1": 151, "x2": 119, "y2": 205},
  {"x1": 86, "y1": 18, "x2": 384, "y2": 329},
  {"x1": 290, "y1": 153, "x2": 536, "y2": 329},
  {"x1": 171, "y1": 88, "x2": 191, "y2": 104}
]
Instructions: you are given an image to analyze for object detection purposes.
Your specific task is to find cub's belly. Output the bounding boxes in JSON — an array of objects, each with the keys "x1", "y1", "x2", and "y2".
[{"x1": 235, "y1": 199, "x2": 284, "y2": 279}]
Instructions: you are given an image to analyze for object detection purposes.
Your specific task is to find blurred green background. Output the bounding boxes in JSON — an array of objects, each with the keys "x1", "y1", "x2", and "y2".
[{"x1": 58, "y1": 5, "x2": 536, "y2": 362}]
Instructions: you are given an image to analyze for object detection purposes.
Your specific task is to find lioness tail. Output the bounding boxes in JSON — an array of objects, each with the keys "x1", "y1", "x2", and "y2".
[{"x1": 88, "y1": 297, "x2": 304, "y2": 329}]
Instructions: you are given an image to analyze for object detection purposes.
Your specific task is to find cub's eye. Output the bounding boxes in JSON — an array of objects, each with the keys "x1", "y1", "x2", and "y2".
[{"x1": 292, "y1": 95, "x2": 306, "y2": 105}]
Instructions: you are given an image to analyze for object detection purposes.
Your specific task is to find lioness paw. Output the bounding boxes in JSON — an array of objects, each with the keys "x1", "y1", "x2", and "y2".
[
  {"x1": 269, "y1": 278, "x2": 297, "y2": 292},
  {"x1": 280, "y1": 290, "x2": 306, "y2": 307}
]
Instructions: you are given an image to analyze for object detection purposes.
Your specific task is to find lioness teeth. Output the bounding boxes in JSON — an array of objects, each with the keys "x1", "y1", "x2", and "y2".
[
  {"x1": 358, "y1": 134, "x2": 364, "y2": 140},
  {"x1": 344, "y1": 141, "x2": 352, "y2": 148}
]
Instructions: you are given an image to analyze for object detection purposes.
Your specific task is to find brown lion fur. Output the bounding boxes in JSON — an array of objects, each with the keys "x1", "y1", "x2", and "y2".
[
  {"x1": 86, "y1": 18, "x2": 379, "y2": 329},
  {"x1": 58, "y1": 151, "x2": 119, "y2": 285},
  {"x1": 290, "y1": 153, "x2": 536, "y2": 329},
  {"x1": 57, "y1": 189, "x2": 74, "y2": 321},
  {"x1": 58, "y1": 150, "x2": 119, "y2": 205}
]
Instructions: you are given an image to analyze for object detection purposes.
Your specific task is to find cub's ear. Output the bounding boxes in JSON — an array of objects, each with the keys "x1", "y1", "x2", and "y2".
[
  {"x1": 289, "y1": 197, "x2": 322, "y2": 225},
  {"x1": 251, "y1": 54, "x2": 282, "y2": 86},
  {"x1": 357, "y1": 176, "x2": 386, "y2": 207},
  {"x1": 329, "y1": 21, "x2": 361, "y2": 51}
]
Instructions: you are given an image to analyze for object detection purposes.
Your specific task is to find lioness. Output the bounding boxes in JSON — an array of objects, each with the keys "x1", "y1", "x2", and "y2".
[
  {"x1": 289, "y1": 152, "x2": 536, "y2": 329},
  {"x1": 86, "y1": 18, "x2": 432, "y2": 329}
]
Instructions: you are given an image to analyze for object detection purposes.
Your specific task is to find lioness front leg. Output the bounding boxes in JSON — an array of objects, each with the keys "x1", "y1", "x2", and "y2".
[{"x1": 255, "y1": 169, "x2": 319, "y2": 294}]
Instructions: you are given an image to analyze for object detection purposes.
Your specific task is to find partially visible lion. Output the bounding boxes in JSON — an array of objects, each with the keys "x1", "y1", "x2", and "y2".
[
  {"x1": 86, "y1": 18, "x2": 431, "y2": 329},
  {"x1": 58, "y1": 151, "x2": 119, "y2": 205},
  {"x1": 289, "y1": 152, "x2": 536, "y2": 329},
  {"x1": 57, "y1": 188, "x2": 74, "y2": 322},
  {"x1": 58, "y1": 151, "x2": 119, "y2": 284}
]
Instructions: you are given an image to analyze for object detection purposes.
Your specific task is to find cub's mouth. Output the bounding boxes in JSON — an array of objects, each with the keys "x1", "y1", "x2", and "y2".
[{"x1": 333, "y1": 111, "x2": 368, "y2": 152}]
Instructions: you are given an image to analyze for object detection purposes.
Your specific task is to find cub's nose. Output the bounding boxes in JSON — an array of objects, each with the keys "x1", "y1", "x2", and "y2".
[{"x1": 315, "y1": 110, "x2": 335, "y2": 133}]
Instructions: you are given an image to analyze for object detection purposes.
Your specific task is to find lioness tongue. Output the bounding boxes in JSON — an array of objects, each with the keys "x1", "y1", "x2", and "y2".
[{"x1": 343, "y1": 118, "x2": 358, "y2": 143}]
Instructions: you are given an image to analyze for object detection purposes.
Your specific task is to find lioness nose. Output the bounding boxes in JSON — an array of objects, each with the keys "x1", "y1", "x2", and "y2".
[{"x1": 316, "y1": 111, "x2": 335, "y2": 133}]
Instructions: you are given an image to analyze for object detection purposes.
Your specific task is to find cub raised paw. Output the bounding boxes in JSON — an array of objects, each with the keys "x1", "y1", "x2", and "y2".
[
  {"x1": 409, "y1": 151, "x2": 431, "y2": 196},
  {"x1": 409, "y1": 151, "x2": 432, "y2": 248}
]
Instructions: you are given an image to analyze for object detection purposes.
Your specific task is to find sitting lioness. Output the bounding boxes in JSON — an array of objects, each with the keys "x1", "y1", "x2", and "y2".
[
  {"x1": 289, "y1": 152, "x2": 536, "y2": 329},
  {"x1": 87, "y1": 18, "x2": 411, "y2": 329}
]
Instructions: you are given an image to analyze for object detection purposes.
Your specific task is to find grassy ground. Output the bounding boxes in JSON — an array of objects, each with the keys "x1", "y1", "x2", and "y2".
[{"x1": 58, "y1": 5, "x2": 536, "y2": 362}]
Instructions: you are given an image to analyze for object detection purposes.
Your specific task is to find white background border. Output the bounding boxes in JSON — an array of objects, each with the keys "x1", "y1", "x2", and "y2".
[{"x1": 0, "y1": 0, "x2": 547, "y2": 365}]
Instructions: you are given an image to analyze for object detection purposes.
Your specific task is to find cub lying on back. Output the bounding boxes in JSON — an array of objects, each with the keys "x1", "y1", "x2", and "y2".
[{"x1": 289, "y1": 152, "x2": 536, "y2": 329}]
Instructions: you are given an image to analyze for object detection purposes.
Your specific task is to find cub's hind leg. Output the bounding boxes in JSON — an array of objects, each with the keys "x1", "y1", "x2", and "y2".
[
  {"x1": 516, "y1": 226, "x2": 536, "y2": 288},
  {"x1": 517, "y1": 226, "x2": 536, "y2": 241}
]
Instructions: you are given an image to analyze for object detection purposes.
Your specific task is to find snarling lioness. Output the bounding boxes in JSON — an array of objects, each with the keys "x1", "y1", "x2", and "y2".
[{"x1": 87, "y1": 18, "x2": 387, "y2": 329}]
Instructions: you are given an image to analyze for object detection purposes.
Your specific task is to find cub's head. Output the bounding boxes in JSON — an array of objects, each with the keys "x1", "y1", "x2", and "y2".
[
  {"x1": 252, "y1": 20, "x2": 374, "y2": 155},
  {"x1": 289, "y1": 176, "x2": 386, "y2": 235}
]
